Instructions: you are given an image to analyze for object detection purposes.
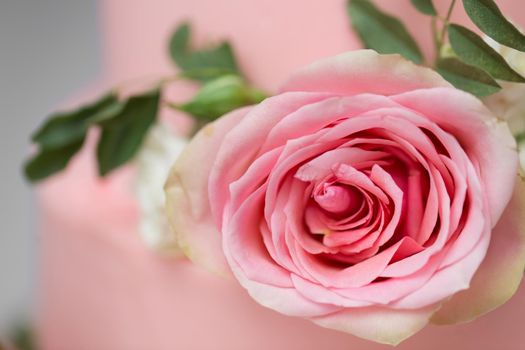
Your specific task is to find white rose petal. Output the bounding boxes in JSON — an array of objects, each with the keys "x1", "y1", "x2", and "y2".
[{"x1": 134, "y1": 123, "x2": 187, "y2": 254}]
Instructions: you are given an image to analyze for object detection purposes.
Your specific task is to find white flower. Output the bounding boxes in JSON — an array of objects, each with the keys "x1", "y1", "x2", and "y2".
[
  {"x1": 134, "y1": 123, "x2": 187, "y2": 254},
  {"x1": 483, "y1": 37, "x2": 525, "y2": 171}
]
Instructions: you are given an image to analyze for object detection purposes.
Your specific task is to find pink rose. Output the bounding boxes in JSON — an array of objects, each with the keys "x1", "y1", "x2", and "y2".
[{"x1": 165, "y1": 50, "x2": 525, "y2": 345}]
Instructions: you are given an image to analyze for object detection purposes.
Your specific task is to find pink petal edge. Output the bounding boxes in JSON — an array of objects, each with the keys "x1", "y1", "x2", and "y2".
[
  {"x1": 431, "y1": 178, "x2": 525, "y2": 324},
  {"x1": 164, "y1": 107, "x2": 251, "y2": 276}
]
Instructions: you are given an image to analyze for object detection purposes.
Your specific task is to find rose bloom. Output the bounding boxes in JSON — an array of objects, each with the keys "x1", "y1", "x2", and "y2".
[{"x1": 165, "y1": 50, "x2": 525, "y2": 345}]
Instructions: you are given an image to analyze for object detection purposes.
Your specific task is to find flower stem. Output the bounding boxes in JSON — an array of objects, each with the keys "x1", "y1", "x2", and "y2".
[
  {"x1": 112, "y1": 74, "x2": 181, "y2": 97},
  {"x1": 433, "y1": 0, "x2": 457, "y2": 64},
  {"x1": 440, "y1": 0, "x2": 457, "y2": 44},
  {"x1": 432, "y1": 17, "x2": 440, "y2": 62}
]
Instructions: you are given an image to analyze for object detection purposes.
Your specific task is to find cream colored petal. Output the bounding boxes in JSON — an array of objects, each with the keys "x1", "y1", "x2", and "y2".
[
  {"x1": 281, "y1": 49, "x2": 450, "y2": 96},
  {"x1": 164, "y1": 107, "x2": 251, "y2": 276},
  {"x1": 134, "y1": 123, "x2": 187, "y2": 254},
  {"x1": 312, "y1": 304, "x2": 440, "y2": 346}
]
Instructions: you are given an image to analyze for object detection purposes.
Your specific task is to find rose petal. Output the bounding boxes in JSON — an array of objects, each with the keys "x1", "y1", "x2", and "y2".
[
  {"x1": 165, "y1": 107, "x2": 250, "y2": 275},
  {"x1": 295, "y1": 236, "x2": 423, "y2": 289},
  {"x1": 259, "y1": 94, "x2": 398, "y2": 153},
  {"x1": 226, "y1": 186, "x2": 293, "y2": 287},
  {"x1": 281, "y1": 50, "x2": 450, "y2": 96},
  {"x1": 332, "y1": 250, "x2": 445, "y2": 305},
  {"x1": 312, "y1": 303, "x2": 441, "y2": 346},
  {"x1": 295, "y1": 147, "x2": 388, "y2": 182},
  {"x1": 291, "y1": 274, "x2": 372, "y2": 308},
  {"x1": 431, "y1": 178, "x2": 525, "y2": 324},
  {"x1": 392, "y1": 227, "x2": 490, "y2": 309},
  {"x1": 392, "y1": 87, "x2": 518, "y2": 226},
  {"x1": 209, "y1": 92, "x2": 332, "y2": 227}
]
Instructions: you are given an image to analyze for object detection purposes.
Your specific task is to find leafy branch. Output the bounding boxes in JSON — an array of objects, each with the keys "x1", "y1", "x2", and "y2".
[
  {"x1": 25, "y1": 23, "x2": 267, "y2": 183},
  {"x1": 347, "y1": 0, "x2": 525, "y2": 97}
]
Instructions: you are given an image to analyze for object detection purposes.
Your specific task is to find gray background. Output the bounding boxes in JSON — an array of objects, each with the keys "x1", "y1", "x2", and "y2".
[{"x1": 0, "y1": 0, "x2": 101, "y2": 332}]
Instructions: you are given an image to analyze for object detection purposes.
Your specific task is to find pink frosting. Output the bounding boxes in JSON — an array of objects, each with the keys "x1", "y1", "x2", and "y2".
[
  {"x1": 38, "y1": 148, "x2": 525, "y2": 349},
  {"x1": 38, "y1": 0, "x2": 525, "y2": 348}
]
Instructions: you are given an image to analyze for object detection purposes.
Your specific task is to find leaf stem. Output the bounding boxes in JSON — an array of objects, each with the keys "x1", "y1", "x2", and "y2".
[
  {"x1": 440, "y1": 0, "x2": 457, "y2": 44},
  {"x1": 112, "y1": 74, "x2": 181, "y2": 97},
  {"x1": 432, "y1": 17, "x2": 440, "y2": 62},
  {"x1": 433, "y1": 0, "x2": 457, "y2": 64}
]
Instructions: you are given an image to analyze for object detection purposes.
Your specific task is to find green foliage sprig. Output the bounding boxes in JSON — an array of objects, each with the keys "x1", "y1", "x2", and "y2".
[
  {"x1": 169, "y1": 23, "x2": 241, "y2": 82},
  {"x1": 28, "y1": 2, "x2": 525, "y2": 182},
  {"x1": 25, "y1": 23, "x2": 267, "y2": 183},
  {"x1": 347, "y1": 0, "x2": 525, "y2": 97}
]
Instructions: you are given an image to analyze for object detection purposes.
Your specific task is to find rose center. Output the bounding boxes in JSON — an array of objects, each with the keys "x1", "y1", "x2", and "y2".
[{"x1": 314, "y1": 184, "x2": 361, "y2": 215}]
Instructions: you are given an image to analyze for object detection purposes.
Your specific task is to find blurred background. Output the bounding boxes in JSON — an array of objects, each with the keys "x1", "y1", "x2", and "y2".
[
  {"x1": 0, "y1": 0, "x2": 101, "y2": 333},
  {"x1": 1, "y1": 0, "x2": 525, "y2": 349}
]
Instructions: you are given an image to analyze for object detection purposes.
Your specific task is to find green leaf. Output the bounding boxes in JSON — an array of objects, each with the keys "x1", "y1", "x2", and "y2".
[
  {"x1": 176, "y1": 75, "x2": 266, "y2": 121},
  {"x1": 26, "y1": 87, "x2": 162, "y2": 182},
  {"x1": 9, "y1": 321, "x2": 36, "y2": 350},
  {"x1": 448, "y1": 24, "x2": 525, "y2": 82},
  {"x1": 462, "y1": 0, "x2": 525, "y2": 52},
  {"x1": 89, "y1": 100, "x2": 126, "y2": 124},
  {"x1": 96, "y1": 88, "x2": 160, "y2": 176},
  {"x1": 347, "y1": 0, "x2": 423, "y2": 63},
  {"x1": 24, "y1": 139, "x2": 85, "y2": 182},
  {"x1": 437, "y1": 57, "x2": 501, "y2": 96},
  {"x1": 169, "y1": 23, "x2": 241, "y2": 82},
  {"x1": 32, "y1": 93, "x2": 117, "y2": 150},
  {"x1": 179, "y1": 67, "x2": 238, "y2": 81},
  {"x1": 410, "y1": 0, "x2": 437, "y2": 16},
  {"x1": 515, "y1": 131, "x2": 525, "y2": 144},
  {"x1": 25, "y1": 93, "x2": 122, "y2": 182}
]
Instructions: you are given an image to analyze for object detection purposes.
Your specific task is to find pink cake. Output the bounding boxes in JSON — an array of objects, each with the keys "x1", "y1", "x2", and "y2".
[{"x1": 37, "y1": 0, "x2": 525, "y2": 349}]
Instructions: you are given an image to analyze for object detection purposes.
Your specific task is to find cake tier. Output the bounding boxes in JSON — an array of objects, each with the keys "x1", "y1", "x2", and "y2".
[
  {"x1": 37, "y1": 147, "x2": 525, "y2": 350},
  {"x1": 37, "y1": 0, "x2": 525, "y2": 349}
]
